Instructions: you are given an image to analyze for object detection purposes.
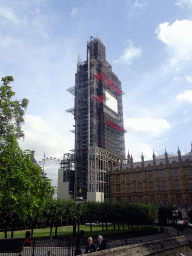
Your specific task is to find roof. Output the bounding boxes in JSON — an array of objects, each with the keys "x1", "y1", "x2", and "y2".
[{"x1": 123, "y1": 151, "x2": 192, "y2": 169}]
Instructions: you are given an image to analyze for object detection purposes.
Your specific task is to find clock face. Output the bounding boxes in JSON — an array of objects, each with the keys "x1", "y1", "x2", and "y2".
[{"x1": 105, "y1": 90, "x2": 118, "y2": 114}]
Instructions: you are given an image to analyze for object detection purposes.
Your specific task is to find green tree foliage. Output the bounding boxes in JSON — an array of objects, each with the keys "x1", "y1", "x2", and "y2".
[
  {"x1": 111, "y1": 202, "x2": 122, "y2": 230},
  {"x1": 144, "y1": 204, "x2": 159, "y2": 225},
  {"x1": 42, "y1": 199, "x2": 75, "y2": 239},
  {"x1": 81, "y1": 201, "x2": 100, "y2": 232},
  {"x1": 0, "y1": 76, "x2": 29, "y2": 139},
  {"x1": 0, "y1": 77, "x2": 56, "y2": 238},
  {"x1": 99, "y1": 201, "x2": 113, "y2": 231},
  {"x1": 42, "y1": 198, "x2": 60, "y2": 239},
  {"x1": 0, "y1": 135, "x2": 56, "y2": 238}
]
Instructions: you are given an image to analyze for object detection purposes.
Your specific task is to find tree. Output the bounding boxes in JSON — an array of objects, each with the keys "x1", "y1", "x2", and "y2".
[
  {"x1": 0, "y1": 76, "x2": 56, "y2": 238},
  {"x1": 81, "y1": 201, "x2": 99, "y2": 232},
  {"x1": 111, "y1": 202, "x2": 122, "y2": 230},
  {"x1": 158, "y1": 205, "x2": 174, "y2": 225},
  {"x1": 0, "y1": 135, "x2": 56, "y2": 238},
  {"x1": 144, "y1": 204, "x2": 158, "y2": 226},
  {"x1": 99, "y1": 201, "x2": 113, "y2": 231},
  {"x1": 0, "y1": 76, "x2": 29, "y2": 140}
]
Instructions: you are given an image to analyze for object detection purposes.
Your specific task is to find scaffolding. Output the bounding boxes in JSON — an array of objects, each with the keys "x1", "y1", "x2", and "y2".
[
  {"x1": 66, "y1": 36, "x2": 126, "y2": 200},
  {"x1": 60, "y1": 153, "x2": 75, "y2": 196},
  {"x1": 88, "y1": 146, "x2": 123, "y2": 200}
]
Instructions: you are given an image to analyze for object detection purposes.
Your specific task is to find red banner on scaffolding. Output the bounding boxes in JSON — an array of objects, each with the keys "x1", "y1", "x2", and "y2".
[
  {"x1": 105, "y1": 120, "x2": 126, "y2": 133},
  {"x1": 94, "y1": 70, "x2": 108, "y2": 81},
  {"x1": 94, "y1": 70, "x2": 122, "y2": 95},
  {"x1": 94, "y1": 94, "x2": 106, "y2": 103}
]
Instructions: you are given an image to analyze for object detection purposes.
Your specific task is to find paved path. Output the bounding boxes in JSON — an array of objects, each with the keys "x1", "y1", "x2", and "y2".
[{"x1": 164, "y1": 226, "x2": 192, "y2": 241}]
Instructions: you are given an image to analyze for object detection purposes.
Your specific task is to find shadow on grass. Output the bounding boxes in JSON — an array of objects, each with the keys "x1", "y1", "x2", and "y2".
[{"x1": 0, "y1": 225, "x2": 160, "y2": 240}]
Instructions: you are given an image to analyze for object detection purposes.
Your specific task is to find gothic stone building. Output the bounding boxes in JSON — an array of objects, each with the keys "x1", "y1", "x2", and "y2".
[{"x1": 110, "y1": 148, "x2": 192, "y2": 220}]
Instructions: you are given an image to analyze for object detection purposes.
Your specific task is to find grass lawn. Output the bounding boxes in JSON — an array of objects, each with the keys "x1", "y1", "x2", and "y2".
[{"x1": 0, "y1": 225, "x2": 158, "y2": 240}]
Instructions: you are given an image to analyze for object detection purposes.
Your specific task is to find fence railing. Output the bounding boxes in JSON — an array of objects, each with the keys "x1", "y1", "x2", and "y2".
[{"x1": 0, "y1": 236, "x2": 144, "y2": 256}]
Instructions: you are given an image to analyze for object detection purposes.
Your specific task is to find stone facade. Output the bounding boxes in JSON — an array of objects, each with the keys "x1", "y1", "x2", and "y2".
[{"x1": 110, "y1": 148, "x2": 192, "y2": 218}]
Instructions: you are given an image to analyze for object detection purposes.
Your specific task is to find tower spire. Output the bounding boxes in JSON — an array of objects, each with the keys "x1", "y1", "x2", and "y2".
[
  {"x1": 165, "y1": 148, "x2": 169, "y2": 165},
  {"x1": 127, "y1": 150, "x2": 131, "y2": 164},
  {"x1": 153, "y1": 150, "x2": 156, "y2": 166},
  {"x1": 78, "y1": 53, "x2": 81, "y2": 64},
  {"x1": 141, "y1": 152, "x2": 144, "y2": 169},
  {"x1": 177, "y1": 146, "x2": 182, "y2": 164},
  {"x1": 130, "y1": 154, "x2": 133, "y2": 169}
]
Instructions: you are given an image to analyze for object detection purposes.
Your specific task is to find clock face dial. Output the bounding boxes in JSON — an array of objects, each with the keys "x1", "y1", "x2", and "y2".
[{"x1": 105, "y1": 90, "x2": 118, "y2": 114}]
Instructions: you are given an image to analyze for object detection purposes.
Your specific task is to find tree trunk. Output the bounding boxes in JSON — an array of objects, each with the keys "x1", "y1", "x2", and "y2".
[
  {"x1": 73, "y1": 220, "x2": 76, "y2": 238},
  {"x1": 123, "y1": 221, "x2": 124, "y2": 230},
  {"x1": 105, "y1": 221, "x2": 108, "y2": 231},
  {"x1": 50, "y1": 224, "x2": 53, "y2": 239},
  {"x1": 90, "y1": 223, "x2": 92, "y2": 233},
  {"x1": 118, "y1": 222, "x2": 120, "y2": 230},
  {"x1": 55, "y1": 225, "x2": 58, "y2": 238},
  {"x1": 11, "y1": 223, "x2": 14, "y2": 238},
  {"x1": 5, "y1": 224, "x2": 7, "y2": 238},
  {"x1": 102, "y1": 221, "x2": 104, "y2": 231},
  {"x1": 114, "y1": 222, "x2": 115, "y2": 230},
  {"x1": 31, "y1": 221, "x2": 34, "y2": 238},
  {"x1": 137, "y1": 222, "x2": 139, "y2": 229}
]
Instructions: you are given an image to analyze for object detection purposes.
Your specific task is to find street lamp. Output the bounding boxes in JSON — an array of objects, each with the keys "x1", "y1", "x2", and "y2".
[
  {"x1": 75, "y1": 197, "x2": 84, "y2": 255},
  {"x1": 172, "y1": 207, "x2": 179, "y2": 235},
  {"x1": 172, "y1": 210, "x2": 179, "y2": 223}
]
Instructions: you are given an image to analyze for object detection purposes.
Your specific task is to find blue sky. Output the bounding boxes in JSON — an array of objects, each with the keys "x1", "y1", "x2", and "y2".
[{"x1": 1, "y1": 0, "x2": 192, "y2": 187}]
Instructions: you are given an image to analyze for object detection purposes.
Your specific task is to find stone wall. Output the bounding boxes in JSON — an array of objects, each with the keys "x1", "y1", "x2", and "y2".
[{"x1": 86, "y1": 236, "x2": 192, "y2": 256}]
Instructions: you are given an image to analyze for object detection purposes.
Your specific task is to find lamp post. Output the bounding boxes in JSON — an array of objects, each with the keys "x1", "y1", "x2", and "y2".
[
  {"x1": 172, "y1": 206, "x2": 179, "y2": 235},
  {"x1": 75, "y1": 197, "x2": 84, "y2": 255}
]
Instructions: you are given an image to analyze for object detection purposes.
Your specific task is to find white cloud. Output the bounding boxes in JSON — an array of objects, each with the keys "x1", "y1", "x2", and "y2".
[
  {"x1": 176, "y1": 90, "x2": 192, "y2": 102},
  {"x1": 0, "y1": 6, "x2": 19, "y2": 24},
  {"x1": 125, "y1": 134, "x2": 154, "y2": 162},
  {"x1": 0, "y1": 35, "x2": 24, "y2": 50},
  {"x1": 175, "y1": 0, "x2": 192, "y2": 9},
  {"x1": 156, "y1": 20, "x2": 192, "y2": 66},
  {"x1": 114, "y1": 40, "x2": 142, "y2": 64},
  {"x1": 124, "y1": 118, "x2": 171, "y2": 135},
  {"x1": 1, "y1": 36, "x2": 16, "y2": 48},
  {"x1": 134, "y1": 0, "x2": 147, "y2": 8},
  {"x1": 19, "y1": 115, "x2": 73, "y2": 160},
  {"x1": 71, "y1": 8, "x2": 78, "y2": 18},
  {"x1": 124, "y1": 118, "x2": 171, "y2": 162},
  {"x1": 174, "y1": 76, "x2": 181, "y2": 81},
  {"x1": 187, "y1": 76, "x2": 192, "y2": 82},
  {"x1": 19, "y1": 115, "x2": 74, "y2": 187},
  {"x1": 0, "y1": 4, "x2": 49, "y2": 38},
  {"x1": 32, "y1": 18, "x2": 49, "y2": 38}
]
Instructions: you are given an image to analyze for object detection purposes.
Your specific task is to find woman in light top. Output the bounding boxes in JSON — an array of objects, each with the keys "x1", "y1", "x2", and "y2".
[{"x1": 84, "y1": 237, "x2": 96, "y2": 254}]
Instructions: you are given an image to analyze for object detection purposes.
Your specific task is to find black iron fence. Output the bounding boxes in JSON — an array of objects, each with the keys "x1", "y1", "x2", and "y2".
[
  {"x1": 0, "y1": 236, "x2": 144, "y2": 256},
  {"x1": 0, "y1": 238, "x2": 78, "y2": 256}
]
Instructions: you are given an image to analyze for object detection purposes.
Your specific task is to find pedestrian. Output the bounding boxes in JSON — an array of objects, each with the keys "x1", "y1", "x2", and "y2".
[
  {"x1": 24, "y1": 237, "x2": 30, "y2": 246},
  {"x1": 84, "y1": 237, "x2": 96, "y2": 254},
  {"x1": 96, "y1": 235, "x2": 107, "y2": 251}
]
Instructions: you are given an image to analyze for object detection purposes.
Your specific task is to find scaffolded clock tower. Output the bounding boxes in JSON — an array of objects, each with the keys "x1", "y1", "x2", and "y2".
[{"x1": 67, "y1": 36, "x2": 126, "y2": 201}]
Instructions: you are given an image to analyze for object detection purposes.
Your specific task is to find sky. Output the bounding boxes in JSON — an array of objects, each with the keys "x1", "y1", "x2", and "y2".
[{"x1": 1, "y1": 0, "x2": 192, "y2": 188}]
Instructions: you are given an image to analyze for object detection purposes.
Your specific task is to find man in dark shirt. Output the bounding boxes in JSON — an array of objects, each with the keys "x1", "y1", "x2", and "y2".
[{"x1": 96, "y1": 235, "x2": 107, "y2": 251}]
